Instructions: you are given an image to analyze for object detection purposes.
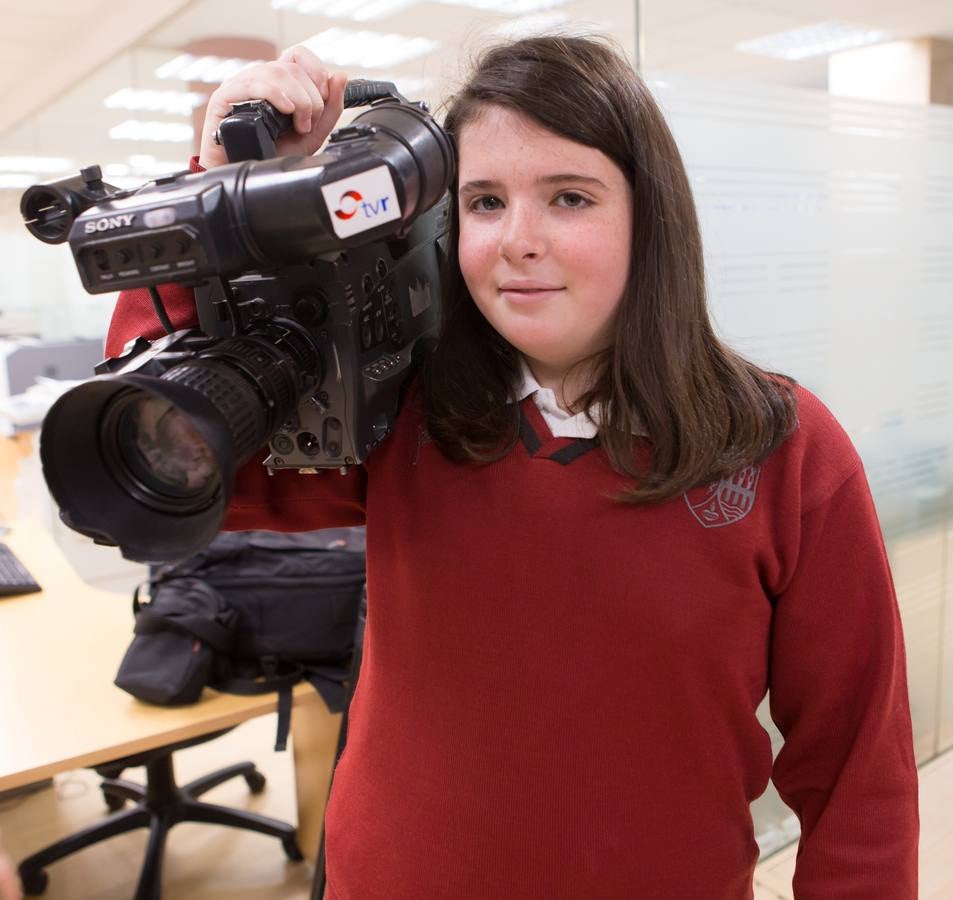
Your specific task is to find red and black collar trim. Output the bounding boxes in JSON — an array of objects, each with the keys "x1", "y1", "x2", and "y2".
[{"x1": 518, "y1": 402, "x2": 601, "y2": 466}]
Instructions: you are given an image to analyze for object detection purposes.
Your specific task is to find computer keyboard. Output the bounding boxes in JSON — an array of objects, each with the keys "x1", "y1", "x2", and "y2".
[{"x1": 0, "y1": 542, "x2": 41, "y2": 597}]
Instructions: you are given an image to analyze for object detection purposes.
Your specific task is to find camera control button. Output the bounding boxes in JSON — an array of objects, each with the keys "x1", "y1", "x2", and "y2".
[{"x1": 329, "y1": 124, "x2": 376, "y2": 143}]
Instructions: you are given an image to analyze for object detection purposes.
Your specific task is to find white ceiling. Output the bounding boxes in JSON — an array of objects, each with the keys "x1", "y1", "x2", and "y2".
[
  {"x1": 1, "y1": 0, "x2": 952, "y2": 206},
  {"x1": 0, "y1": 0, "x2": 194, "y2": 139}
]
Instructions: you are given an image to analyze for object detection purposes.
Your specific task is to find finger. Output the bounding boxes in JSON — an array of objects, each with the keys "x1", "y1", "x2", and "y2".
[
  {"x1": 280, "y1": 61, "x2": 326, "y2": 135},
  {"x1": 279, "y1": 45, "x2": 332, "y2": 101},
  {"x1": 261, "y1": 67, "x2": 315, "y2": 135},
  {"x1": 205, "y1": 68, "x2": 289, "y2": 122},
  {"x1": 224, "y1": 69, "x2": 314, "y2": 134},
  {"x1": 200, "y1": 62, "x2": 300, "y2": 168},
  {"x1": 313, "y1": 71, "x2": 348, "y2": 145}
]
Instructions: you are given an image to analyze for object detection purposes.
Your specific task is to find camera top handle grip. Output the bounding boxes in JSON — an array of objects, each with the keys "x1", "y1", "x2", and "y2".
[
  {"x1": 218, "y1": 79, "x2": 408, "y2": 164},
  {"x1": 342, "y1": 78, "x2": 407, "y2": 108}
]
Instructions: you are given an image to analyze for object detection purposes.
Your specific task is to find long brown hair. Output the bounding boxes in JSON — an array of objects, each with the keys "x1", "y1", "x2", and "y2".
[{"x1": 422, "y1": 34, "x2": 799, "y2": 503}]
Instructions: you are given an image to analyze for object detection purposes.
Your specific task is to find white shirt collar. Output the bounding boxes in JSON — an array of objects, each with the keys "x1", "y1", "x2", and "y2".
[
  {"x1": 515, "y1": 357, "x2": 645, "y2": 439},
  {"x1": 516, "y1": 357, "x2": 600, "y2": 440}
]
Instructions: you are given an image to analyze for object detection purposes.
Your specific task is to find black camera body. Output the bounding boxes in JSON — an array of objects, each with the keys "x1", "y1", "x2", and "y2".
[
  {"x1": 21, "y1": 85, "x2": 454, "y2": 561},
  {"x1": 100, "y1": 201, "x2": 444, "y2": 471},
  {"x1": 51, "y1": 106, "x2": 448, "y2": 295}
]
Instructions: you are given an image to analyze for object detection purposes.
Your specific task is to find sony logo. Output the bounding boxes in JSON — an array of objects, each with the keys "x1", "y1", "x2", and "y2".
[{"x1": 84, "y1": 213, "x2": 135, "y2": 234}]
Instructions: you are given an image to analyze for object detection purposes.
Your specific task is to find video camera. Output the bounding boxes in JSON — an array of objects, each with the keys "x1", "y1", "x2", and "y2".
[{"x1": 20, "y1": 81, "x2": 454, "y2": 563}]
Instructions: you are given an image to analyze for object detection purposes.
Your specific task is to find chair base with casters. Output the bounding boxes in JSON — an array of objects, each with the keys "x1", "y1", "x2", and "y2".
[{"x1": 17, "y1": 728, "x2": 303, "y2": 900}]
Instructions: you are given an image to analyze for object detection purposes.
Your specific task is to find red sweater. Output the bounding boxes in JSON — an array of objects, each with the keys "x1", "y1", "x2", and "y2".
[{"x1": 107, "y1": 287, "x2": 918, "y2": 899}]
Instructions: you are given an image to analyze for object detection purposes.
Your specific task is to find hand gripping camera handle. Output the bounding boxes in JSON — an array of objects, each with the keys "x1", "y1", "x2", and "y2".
[
  {"x1": 216, "y1": 100, "x2": 296, "y2": 163},
  {"x1": 216, "y1": 81, "x2": 412, "y2": 164}
]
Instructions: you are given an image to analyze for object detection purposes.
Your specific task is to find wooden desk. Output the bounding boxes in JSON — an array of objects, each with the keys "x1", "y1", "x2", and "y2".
[
  {"x1": 0, "y1": 518, "x2": 341, "y2": 866},
  {"x1": 0, "y1": 431, "x2": 32, "y2": 522}
]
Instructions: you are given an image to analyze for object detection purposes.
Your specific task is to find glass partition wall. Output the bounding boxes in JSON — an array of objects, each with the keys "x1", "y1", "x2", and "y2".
[{"x1": 636, "y1": 0, "x2": 953, "y2": 856}]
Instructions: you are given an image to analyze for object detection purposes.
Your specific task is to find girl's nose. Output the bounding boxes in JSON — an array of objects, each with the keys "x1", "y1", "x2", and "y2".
[{"x1": 498, "y1": 203, "x2": 545, "y2": 262}]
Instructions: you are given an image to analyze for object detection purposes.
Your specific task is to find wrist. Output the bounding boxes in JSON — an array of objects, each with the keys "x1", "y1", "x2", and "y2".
[{"x1": 196, "y1": 148, "x2": 224, "y2": 170}]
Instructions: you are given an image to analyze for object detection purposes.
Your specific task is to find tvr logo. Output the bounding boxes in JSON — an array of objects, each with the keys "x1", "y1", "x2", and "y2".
[
  {"x1": 323, "y1": 166, "x2": 401, "y2": 238},
  {"x1": 334, "y1": 190, "x2": 391, "y2": 221},
  {"x1": 84, "y1": 213, "x2": 135, "y2": 234}
]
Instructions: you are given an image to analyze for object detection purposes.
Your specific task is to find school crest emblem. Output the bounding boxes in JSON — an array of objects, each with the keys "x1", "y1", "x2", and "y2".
[{"x1": 684, "y1": 465, "x2": 761, "y2": 528}]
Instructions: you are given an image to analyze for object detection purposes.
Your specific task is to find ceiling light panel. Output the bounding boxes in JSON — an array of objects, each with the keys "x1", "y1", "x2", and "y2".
[
  {"x1": 105, "y1": 155, "x2": 189, "y2": 177},
  {"x1": 435, "y1": 0, "x2": 568, "y2": 14},
  {"x1": 128, "y1": 154, "x2": 189, "y2": 172},
  {"x1": 105, "y1": 88, "x2": 209, "y2": 116},
  {"x1": 101, "y1": 156, "x2": 189, "y2": 188},
  {"x1": 273, "y1": 0, "x2": 418, "y2": 21},
  {"x1": 0, "y1": 156, "x2": 74, "y2": 174},
  {"x1": 737, "y1": 21, "x2": 891, "y2": 61},
  {"x1": 0, "y1": 174, "x2": 36, "y2": 189},
  {"x1": 108, "y1": 120, "x2": 195, "y2": 142},
  {"x1": 155, "y1": 54, "x2": 264, "y2": 83},
  {"x1": 301, "y1": 28, "x2": 439, "y2": 68}
]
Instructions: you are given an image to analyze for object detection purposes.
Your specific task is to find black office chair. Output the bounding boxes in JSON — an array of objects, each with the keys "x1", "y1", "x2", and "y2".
[
  {"x1": 17, "y1": 727, "x2": 302, "y2": 900},
  {"x1": 18, "y1": 526, "x2": 365, "y2": 900}
]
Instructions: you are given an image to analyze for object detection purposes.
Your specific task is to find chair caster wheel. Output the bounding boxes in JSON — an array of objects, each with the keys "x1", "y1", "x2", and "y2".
[
  {"x1": 19, "y1": 866, "x2": 48, "y2": 895},
  {"x1": 282, "y1": 834, "x2": 304, "y2": 861},
  {"x1": 103, "y1": 790, "x2": 126, "y2": 811},
  {"x1": 245, "y1": 769, "x2": 266, "y2": 794}
]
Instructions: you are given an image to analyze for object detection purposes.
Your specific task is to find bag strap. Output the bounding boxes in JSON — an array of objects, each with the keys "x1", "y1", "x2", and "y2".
[
  {"x1": 132, "y1": 581, "x2": 235, "y2": 653},
  {"x1": 214, "y1": 660, "x2": 304, "y2": 751},
  {"x1": 213, "y1": 659, "x2": 352, "y2": 751},
  {"x1": 301, "y1": 664, "x2": 350, "y2": 714},
  {"x1": 133, "y1": 606, "x2": 234, "y2": 652},
  {"x1": 132, "y1": 581, "x2": 147, "y2": 614}
]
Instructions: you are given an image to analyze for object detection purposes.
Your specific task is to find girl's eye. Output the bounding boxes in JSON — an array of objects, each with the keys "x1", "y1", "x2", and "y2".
[
  {"x1": 467, "y1": 195, "x2": 503, "y2": 213},
  {"x1": 555, "y1": 191, "x2": 591, "y2": 209}
]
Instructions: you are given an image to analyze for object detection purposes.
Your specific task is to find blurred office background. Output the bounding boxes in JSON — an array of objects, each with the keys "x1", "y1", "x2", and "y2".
[{"x1": 0, "y1": 0, "x2": 951, "y2": 870}]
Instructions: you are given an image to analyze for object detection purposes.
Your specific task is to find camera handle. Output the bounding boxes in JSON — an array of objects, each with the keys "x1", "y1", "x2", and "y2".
[
  {"x1": 215, "y1": 100, "x2": 294, "y2": 163},
  {"x1": 215, "y1": 79, "x2": 415, "y2": 164}
]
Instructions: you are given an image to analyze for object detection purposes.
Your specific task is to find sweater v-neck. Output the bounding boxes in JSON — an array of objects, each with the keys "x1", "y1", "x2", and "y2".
[{"x1": 518, "y1": 397, "x2": 601, "y2": 465}]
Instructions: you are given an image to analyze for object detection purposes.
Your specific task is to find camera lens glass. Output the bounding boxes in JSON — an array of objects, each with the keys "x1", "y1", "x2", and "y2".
[{"x1": 102, "y1": 393, "x2": 219, "y2": 510}]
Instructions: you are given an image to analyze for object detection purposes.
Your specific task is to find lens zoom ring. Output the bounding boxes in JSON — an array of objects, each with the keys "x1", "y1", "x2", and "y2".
[
  {"x1": 213, "y1": 337, "x2": 299, "y2": 421},
  {"x1": 161, "y1": 362, "x2": 264, "y2": 461}
]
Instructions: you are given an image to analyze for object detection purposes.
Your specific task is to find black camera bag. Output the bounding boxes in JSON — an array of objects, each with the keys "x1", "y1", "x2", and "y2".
[
  {"x1": 115, "y1": 577, "x2": 237, "y2": 705},
  {"x1": 114, "y1": 529, "x2": 366, "y2": 750}
]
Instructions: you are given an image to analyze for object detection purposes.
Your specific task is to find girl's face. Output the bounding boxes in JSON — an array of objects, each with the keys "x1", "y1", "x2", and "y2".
[{"x1": 456, "y1": 105, "x2": 633, "y2": 382}]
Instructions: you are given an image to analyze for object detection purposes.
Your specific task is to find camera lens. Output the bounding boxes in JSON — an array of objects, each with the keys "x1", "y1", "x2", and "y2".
[
  {"x1": 40, "y1": 375, "x2": 234, "y2": 563},
  {"x1": 39, "y1": 325, "x2": 319, "y2": 562},
  {"x1": 113, "y1": 395, "x2": 218, "y2": 503}
]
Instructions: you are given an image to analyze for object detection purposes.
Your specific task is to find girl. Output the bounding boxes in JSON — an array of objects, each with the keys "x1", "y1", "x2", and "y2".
[{"x1": 107, "y1": 35, "x2": 918, "y2": 900}]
